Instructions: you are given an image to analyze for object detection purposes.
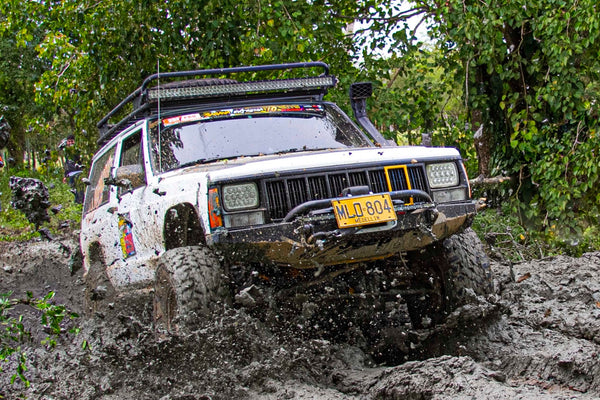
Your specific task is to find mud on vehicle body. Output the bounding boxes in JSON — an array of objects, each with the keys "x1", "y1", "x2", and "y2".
[{"x1": 80, "y1": 62, "x2": 492, "y2": 346}]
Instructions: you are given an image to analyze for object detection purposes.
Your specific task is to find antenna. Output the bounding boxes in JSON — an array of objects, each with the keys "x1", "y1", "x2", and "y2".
[{"x1": 157, "y1": 59, "x2": 161, "y2": 170}]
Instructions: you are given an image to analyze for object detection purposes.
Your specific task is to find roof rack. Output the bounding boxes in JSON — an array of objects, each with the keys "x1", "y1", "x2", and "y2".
[{"x1": 97, "y1": 62, "x2": 334, "y2": 145}]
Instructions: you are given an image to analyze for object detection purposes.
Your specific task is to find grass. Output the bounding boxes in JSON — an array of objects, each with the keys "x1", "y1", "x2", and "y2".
[{"x1": 472, "y1": 206, "x2": 548, "y2": 263}]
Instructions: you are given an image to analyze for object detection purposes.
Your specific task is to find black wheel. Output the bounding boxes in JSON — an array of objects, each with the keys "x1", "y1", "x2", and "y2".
[
  {"x1": 84, "y1": 258, "x2": 116, "y2": 315},
  {"x1": 443, "y1": 227, "x2": 493, "y2": 303},
  {"x1": 153, "y1": 245, "x2": 227, "y2": 334},
  {"x1": 405, "y1": 228, "x2": 492, "y2": 328}
]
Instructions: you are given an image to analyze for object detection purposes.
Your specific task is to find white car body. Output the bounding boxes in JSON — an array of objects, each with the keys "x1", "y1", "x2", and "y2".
[
  {"x1": 81, "y1": 116, "x2": 461, "y2": 291},
  {"x1": 80, "y1": 63, "x2": 476, "y2": 302}
]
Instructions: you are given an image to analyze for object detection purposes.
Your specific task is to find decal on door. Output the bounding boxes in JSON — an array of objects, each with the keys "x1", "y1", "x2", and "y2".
[{"x1": 118, "y1": 213, "x2": 137, "y2": 258}]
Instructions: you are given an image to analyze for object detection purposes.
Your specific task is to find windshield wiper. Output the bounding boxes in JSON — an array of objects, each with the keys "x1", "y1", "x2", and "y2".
[
  {"x1": 275, "y1": 148, "x2": 299, "y2": 154},
  {"x1": 274, "y1": 147, "x2": 337, "y2": 155},
  {"x1": 175, "y1": 159, "x2": 208, "y2": 169},
  {"x1": 177, "y1": 156, "x2": 244, "y2": 168}
]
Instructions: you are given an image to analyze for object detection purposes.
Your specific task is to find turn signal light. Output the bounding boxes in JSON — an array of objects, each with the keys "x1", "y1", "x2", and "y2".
[{"x1": 208, "y1": 188, "x2": 223, "y2": 229}]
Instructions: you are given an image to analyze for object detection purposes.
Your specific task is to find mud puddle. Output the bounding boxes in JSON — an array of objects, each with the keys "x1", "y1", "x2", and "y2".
[{"x1": 1, "y1": 237, "x2": 599, "y2": 399}]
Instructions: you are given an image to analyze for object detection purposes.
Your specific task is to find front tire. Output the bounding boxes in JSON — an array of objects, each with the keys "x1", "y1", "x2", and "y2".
[
  {"x1": 405, "y1": 228, "x2": 492, "y2": 328},
  {"x1": 153, "y1": 245, "x2": 227, "y2": 334},
  {"x1": 443, "y1": 227, "x2": 493, "y2": 304}
]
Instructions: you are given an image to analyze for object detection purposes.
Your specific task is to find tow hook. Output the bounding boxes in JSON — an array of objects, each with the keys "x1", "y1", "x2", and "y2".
[
  {"x1": 427, "y1": 208, "x2": 439, "y2": 224},
  {"x1": 307, "y1": 227, "x2": 358, "y2": 244}
]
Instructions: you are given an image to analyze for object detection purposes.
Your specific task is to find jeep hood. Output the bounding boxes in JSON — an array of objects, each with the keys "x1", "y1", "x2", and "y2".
[{"x1": 168, "y1": 146, "x2": 461, "y2": 182}]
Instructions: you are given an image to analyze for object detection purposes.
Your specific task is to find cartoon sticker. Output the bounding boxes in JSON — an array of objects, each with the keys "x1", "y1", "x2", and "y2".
[{"x1": 118, "y1": 213, "x2": 137, "y2": 259}]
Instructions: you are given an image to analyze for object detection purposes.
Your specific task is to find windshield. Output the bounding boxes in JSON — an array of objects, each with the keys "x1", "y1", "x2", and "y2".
[{"x1": 149, "y1": 103, "x2": 372, "y2": 173}]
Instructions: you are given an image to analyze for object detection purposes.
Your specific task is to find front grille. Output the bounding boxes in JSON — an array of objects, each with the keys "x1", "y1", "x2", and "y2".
[
  {"x1": 264, "y1": 164, "x2": 428, "y2": 220},
  {"x1": 387, "y1": 167, "x2": 409, "y2": 190}
]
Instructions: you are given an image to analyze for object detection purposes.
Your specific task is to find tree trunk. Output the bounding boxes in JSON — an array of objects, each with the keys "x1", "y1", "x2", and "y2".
[
  {"x1": 472, "y1": 110, "x2": 492, "y2": 177},
  {"x1": 7, "y1": 129, "x2": 25, "y2": 167}
]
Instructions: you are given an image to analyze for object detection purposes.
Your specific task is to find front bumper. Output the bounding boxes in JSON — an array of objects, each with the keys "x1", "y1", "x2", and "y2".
[{"x1": 207, "y1": 200, "x2": 477, "y2": 268}]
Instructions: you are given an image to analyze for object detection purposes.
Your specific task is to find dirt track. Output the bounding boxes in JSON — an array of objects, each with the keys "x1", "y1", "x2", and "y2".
[{"x1": 1, "y1": 235, "x2": 600, "y2": 399}]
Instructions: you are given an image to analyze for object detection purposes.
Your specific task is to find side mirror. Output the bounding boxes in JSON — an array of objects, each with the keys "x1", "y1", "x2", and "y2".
[
  {"x1": 104, "y1": 164, "x2": 145, "y2": 190},
  {"x1": 115, "y1": 164, "x2": 145, "y2": 188}
]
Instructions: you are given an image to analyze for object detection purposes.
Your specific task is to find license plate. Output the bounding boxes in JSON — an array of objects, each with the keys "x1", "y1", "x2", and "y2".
[{"x1": 332, "y1": 194, "x2": 397, "y2": 228}]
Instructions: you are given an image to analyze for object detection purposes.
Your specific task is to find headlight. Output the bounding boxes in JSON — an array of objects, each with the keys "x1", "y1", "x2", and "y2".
[
  {"x1": 224, "y1": 211, "x2": 265, "y2": 228},
  {"x1": 426, "y1": 162, "x2": 459, "y2": 188},
  {"x1": 222, "y1": 183, "x2": 259, "y2": 211},
  {"x1": 432, "y1": 188, "x2": 468, "y2": 203}
]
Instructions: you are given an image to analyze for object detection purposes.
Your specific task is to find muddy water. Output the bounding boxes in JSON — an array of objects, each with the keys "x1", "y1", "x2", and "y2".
[{"x1": 1, "y1": 237, "x2": 599, "y2": 399}]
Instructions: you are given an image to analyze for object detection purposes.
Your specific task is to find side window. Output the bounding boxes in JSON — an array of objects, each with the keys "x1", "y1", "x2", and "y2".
[
  {"x1": 118, "y1": 131, "x2": 146, "y2": 191},
  {"x1": 83, "y1": 146, "x2": 116, "y2": 214},
  {"x1": 121, "y1": 132, "x2": 143, "y2": 167}
]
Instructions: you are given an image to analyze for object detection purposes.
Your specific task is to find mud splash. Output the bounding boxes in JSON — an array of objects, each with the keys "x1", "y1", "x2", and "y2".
[
  {"x1": 1, "y1": 237, "x2": 599, "y2": 399},
  {"x1": 9, "y1": 176, "x2": 51, "y2": 229}
]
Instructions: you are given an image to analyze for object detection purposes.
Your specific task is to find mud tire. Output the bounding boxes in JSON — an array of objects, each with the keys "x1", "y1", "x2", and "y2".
[
  {"x1": 405, "y1": 228, "x2": 492, "y2": 328},
  {"x1": 153, "y1": 245, "x2": 227, "y2": 334},
  {"x1": 443, "y1": 227, "x2": 493, "y2": 304}
]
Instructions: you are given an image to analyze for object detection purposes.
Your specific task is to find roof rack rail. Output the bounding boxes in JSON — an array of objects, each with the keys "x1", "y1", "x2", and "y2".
[{"x1": 97, "y1": 62, "x2": 334, "y2": 145}]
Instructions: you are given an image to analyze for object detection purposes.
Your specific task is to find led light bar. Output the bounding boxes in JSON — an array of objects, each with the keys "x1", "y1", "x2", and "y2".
[
  {"x1": 97, "y1": 62, "x2": 333, "y2": 145},
  {"x1": 147, "y1": 76, "x2": 336, "y2": 101}
]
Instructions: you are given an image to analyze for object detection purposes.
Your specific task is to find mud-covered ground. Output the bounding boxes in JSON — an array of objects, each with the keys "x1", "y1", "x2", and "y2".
[{"x1": 1, "y1": 234, "x2": 600, "y2": 399}]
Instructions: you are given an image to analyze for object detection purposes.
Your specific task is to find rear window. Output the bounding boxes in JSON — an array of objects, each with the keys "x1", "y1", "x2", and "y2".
[{"x1": 149, "y1": 103, "x2": 371, "y2": 173}]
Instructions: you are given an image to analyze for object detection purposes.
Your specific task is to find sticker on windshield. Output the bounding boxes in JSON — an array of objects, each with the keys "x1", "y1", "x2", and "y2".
[{"x1": 162, "y1": 104, "x2": 324, "y2": 127}]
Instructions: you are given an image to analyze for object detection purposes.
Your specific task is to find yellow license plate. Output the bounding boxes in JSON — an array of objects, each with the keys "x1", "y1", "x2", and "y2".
[{"x1": 332, "y1": 194, "x2": 397, "y2": 228}]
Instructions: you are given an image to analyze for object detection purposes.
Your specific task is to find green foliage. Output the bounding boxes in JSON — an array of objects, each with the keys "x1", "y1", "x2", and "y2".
[
  {"x1": 473, "y1": 200, "x2": 600, "y2": 261},
  {"x1": 362, "y1": 49, "x2": 479, "y2": 175},
  {"x1": 0, "y1": 5, "x2": 51, "y2": 167},
  {"x1": 405, "y1": 0, "x2": 600, "y2": 251},
  {"x1": 472, "y1": 203, "x2": 549, "y2": 262},
  {"x1": 2, "y1": 0, "x2": 600, "y2": 255},
  {"x1": 372, "y1": 50, "x2": 465, "y2": 134},
  {"x1": 0, "y1": 291, "x2": 79, "y2": 387},
  {"x1": 513, "y1": 124, "x2": 600, "y2": 256},
  {"x1": 0, "y1": 0, "x2": 372, "y2": 159}
]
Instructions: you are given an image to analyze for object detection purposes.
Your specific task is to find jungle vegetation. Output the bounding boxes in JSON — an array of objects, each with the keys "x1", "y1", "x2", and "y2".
[{"x1": 1, "y1": 0, "x2": 600, "y2": 257}]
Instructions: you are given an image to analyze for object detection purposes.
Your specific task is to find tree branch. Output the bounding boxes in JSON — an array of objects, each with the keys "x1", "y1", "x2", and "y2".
[
  {"x1": 469, "y1": 174, "x2": 513, "y2": 187},
  {"x1": 334, "y1": 7, "x2": 428, "y2": 24},
  {"x1": 409, "y1": 14, "x2": 428, "y2": 40}
]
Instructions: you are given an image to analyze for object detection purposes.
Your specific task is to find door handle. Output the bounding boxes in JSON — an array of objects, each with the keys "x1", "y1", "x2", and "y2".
[{"x1": 153, "y1": 188, "x2": 166, "y2": 196}]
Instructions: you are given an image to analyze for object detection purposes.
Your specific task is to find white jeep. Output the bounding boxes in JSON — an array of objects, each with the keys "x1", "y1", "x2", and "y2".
[{"x1": 81, "y1": 62, "x2": 492, "y2": 342}]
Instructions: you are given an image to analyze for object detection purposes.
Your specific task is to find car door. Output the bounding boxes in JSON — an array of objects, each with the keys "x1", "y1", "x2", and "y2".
[
  {"x1": 110, "y1": 126, "x2": 164, "y2": 286},
  {"x1": 81, "y1": 142, "x2": 120, "y2": 269}
]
